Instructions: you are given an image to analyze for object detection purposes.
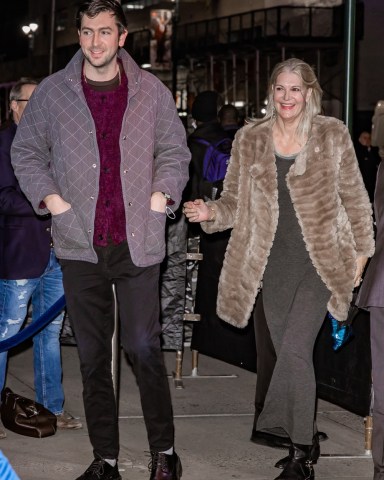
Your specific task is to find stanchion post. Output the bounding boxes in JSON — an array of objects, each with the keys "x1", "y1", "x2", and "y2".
[
  {"x1": 172, "y1": 244, "x2": 237, "y2": 385},
  {"x1": 173, "y1": 350, "x2": 184, "y2": 389},
  {"x1": 365, "y1": 415, "x2": 373, "y2": 455},
  {"x1": 191, "y1": 349, "x2": 199, "y2": 377}
]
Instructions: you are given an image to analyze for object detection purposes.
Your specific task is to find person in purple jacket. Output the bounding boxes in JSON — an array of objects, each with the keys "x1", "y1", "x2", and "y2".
[
  {"x1": 0, "y1": 79, "x2": 83, "y2": 439},
  {"x1": 11, "y1": 2, "x2": 190, "y2": 479}
]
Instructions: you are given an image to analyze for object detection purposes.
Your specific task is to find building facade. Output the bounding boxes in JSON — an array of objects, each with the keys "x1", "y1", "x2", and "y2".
[{"x1": 0, "y1": 0, "x2": 382, "y2": 135}]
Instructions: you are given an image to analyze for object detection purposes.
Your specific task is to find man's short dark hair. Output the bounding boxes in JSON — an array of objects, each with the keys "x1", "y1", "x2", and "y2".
[
  {"x1": 218, "y1": 104, "x2": 240, "y2": 125},
  {"x1": 9, "y1": 78, "x2": 38, "y2": 102},
  {"x1": 76, "y1": 0, "x2": 128, "y2": 35}
]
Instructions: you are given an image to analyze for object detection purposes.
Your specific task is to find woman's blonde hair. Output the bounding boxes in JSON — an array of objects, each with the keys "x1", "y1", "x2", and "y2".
[{"x1": 261, "y1": 58, "x2": 323, "y2": 139}]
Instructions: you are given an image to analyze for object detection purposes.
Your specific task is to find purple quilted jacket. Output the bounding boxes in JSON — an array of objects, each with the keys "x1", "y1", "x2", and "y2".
[{"x1": 11, "y1": 48, "x2": 190, "y2": 267}]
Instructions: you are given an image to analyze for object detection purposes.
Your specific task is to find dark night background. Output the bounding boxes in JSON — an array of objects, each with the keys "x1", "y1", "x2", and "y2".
[{"x1": 0, "y1": 1, "x2": 30, "y2": 62}]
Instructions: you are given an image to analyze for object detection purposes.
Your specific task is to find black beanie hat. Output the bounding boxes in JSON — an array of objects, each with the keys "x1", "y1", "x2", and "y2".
[{"x1": 191, "y1": 91, "x2": 220, "y2": 122}]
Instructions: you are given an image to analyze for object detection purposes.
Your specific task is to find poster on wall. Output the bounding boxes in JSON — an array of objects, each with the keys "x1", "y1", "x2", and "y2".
[{"x1": 150, "y1": 9, "x2": 172, "y2": 71}]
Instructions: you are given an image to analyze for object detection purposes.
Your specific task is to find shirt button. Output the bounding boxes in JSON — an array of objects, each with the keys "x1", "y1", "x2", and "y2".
[
  {"x1": 123, "y1": 169, "x2": 128, "y2": 174},
  {"x1": 90, "y1": 196, "x2": 95, "y2": 200},
  {"x1": 46, "y1": 227, "x2": 50, "y2": 232},
  {"x1": 88, "y1": 229, "x2": 92, "y2": 233},
  {"x1": 131, "y1": 232, "x2": 135, "y2": 237},
  {"x1": 122, "y1": 135, "x2": 127, "y2": 140},
  {"x1": 92, "y1": 164, "x2": 97, "y2": 168},
  {"x1": 128, "y1": 202, "x2": 132, "y2": 206}
]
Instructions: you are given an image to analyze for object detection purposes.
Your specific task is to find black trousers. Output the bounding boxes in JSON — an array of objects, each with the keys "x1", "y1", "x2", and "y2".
[{"x1": 60, "y1": 241, "x2": 174, "y2": 459}]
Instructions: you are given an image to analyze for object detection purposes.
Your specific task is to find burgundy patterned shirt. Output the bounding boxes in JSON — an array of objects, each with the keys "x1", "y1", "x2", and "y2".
[{"x1": 82, "y1": 64, "x2": 128, "y2": 246}]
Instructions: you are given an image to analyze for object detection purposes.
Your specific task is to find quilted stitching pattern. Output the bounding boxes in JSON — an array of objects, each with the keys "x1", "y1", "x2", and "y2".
[{"x1": 12, "y1": 49, "x2": 190, "y2": 266}]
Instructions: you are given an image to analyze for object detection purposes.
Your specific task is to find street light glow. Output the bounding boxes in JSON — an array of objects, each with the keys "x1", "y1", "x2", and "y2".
[
  {"x1": 22, "y1": 22, "x2": 39, "y2": 52},
  {"x1": 22, "y1": 23, "x2": 39, "y2": 35}
]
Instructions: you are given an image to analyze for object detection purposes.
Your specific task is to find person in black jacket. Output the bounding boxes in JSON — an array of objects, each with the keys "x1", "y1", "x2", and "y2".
[
  {"x1": 188, "y1": 91, "x2": 227, "y2": 200},
  {"x1": 218, "y1": 103, "x2": 241, "y2": 140},
  {"x1": 0, "y1": 79, "x2": 82, "y2": 439},
  {"x1": 188, "y1": 92, "x2": 257, "y2": 372},
  {"x1": 354, "y1": 130, "x2": 381, "y2": 203}
]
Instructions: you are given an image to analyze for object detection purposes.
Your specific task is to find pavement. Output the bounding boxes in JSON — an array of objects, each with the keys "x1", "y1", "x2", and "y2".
[{"x1": 1, "y1": 343, "x2": 375, "y2": 480}]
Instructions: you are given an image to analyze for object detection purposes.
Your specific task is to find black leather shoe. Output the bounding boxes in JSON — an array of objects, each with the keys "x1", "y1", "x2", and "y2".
[
  {"x1": 149, "y1": 451, "x2": 182, "y2": 479},
  {"x1": 275, "y1": 434, "x2": 320, "y2": 469},
  {"x1": 251, "y1": 428, "x2": 291, "y2": 449},
  {"x1": 274, "y1": 444, "x2": 314, "y2": 480},
  {"x1": 75, "y1": 459, "x2": 121, "y2": 480}
]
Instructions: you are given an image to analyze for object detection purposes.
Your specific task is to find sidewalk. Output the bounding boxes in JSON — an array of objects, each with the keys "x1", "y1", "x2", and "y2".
[{"x1": 2, "y1": 343, "x2": 374, "y2": 479}]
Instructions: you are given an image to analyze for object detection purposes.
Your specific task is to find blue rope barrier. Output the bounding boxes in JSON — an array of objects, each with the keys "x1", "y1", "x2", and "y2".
[{"x1": 0, "y1": 295, "x2": 66, "y2": 353}]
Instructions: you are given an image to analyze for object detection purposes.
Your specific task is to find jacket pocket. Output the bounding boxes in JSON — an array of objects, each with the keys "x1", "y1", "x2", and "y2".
[
  {"x1": 144, "y1": 209, "x2": 166, "y2": 255},
  {"x1": 51, "y1": 208, "x2": 89, "y2": 249}
]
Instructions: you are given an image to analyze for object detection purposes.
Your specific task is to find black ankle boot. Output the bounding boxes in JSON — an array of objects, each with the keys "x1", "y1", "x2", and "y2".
[
  {"x1": 274, "y1": 443, "x2": 314, "y2": 480},
  {"x1": 275, "y1": 434, "x2": 320, "y2": 469}
]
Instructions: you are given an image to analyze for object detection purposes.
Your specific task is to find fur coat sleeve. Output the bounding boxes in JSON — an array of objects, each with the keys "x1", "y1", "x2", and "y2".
[{"x1": 201, "y1": 116, "x2": 374, "y2": 328}]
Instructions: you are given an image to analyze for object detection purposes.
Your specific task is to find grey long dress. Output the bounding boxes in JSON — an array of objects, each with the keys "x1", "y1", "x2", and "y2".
[{"x1": 256, "y1": 154, "x2": 330, "y2": 445}]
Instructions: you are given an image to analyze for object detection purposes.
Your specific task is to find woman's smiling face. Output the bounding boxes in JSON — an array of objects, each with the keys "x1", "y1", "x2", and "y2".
[{"x1": 273, "y1": 71, "x2": 312, "y2": 123}]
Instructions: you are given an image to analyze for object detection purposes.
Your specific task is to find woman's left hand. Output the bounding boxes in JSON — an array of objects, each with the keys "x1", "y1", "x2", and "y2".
[{"x1": 354, "y1": 256, "x2": 368, "y2": 287}]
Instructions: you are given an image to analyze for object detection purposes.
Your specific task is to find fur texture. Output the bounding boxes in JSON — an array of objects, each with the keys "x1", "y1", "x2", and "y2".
[{"x1": 202, "y1": 115, "x2": 375, "y2": 327}]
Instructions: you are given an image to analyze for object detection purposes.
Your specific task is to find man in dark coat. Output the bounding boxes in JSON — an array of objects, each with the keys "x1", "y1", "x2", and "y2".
[
  {"x1": 218, "y1": 103, "x2": 241, "y2": 140},
  {"x1": 358, "y1": 152, "x2": 384, "y2": 479},
  {"x1": 354, "y1": 131, "x2": 381, "y2": 203},
  {"x1": 0, "y1": 79, "x2": 82, "y2": 439}
]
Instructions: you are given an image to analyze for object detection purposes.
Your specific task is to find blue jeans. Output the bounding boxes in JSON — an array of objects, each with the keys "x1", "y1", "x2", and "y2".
[{"x1": 0, "y1": 249, "x2": 64, "y2": 414}]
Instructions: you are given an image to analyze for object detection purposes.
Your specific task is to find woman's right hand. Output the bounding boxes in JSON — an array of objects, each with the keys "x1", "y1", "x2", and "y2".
[{"x1": 183, "y1": 199, "x2": 211, "y2": 222}]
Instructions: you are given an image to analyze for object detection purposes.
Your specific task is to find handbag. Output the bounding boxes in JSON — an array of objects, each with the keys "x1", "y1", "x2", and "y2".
[{"x1": 0, "y1": 387, "x2": 57, "y2": 438}]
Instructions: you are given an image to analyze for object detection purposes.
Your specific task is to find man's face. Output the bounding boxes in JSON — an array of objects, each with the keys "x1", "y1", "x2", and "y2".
[
  {"x1": 359, "y1": 132, "x2": 371, "y2": 147},
  {"x1": 78, "y1": 11, "x2": 127, "y2": 76},
  {"x1": 11, "y1": 84, "x2": 36, "y2": 125}
]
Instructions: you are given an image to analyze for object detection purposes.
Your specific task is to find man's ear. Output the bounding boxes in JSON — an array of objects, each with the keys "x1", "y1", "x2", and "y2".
[
  {"x1": 10, "y1": 100, "x2": 18, "y2": 115},
  {"x1": 119, "y1": 29, "x2": 128, "y2": 47}
]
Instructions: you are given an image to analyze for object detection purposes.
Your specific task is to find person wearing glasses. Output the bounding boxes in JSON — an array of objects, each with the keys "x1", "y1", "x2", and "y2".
[{"x1": 0, "y1": 79, "x2": 82, "y2": 439}]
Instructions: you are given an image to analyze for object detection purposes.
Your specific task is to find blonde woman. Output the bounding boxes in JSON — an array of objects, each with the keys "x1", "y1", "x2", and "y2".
[{"x1": 184, "y1": 58, "x2": 374, "y2": 479}]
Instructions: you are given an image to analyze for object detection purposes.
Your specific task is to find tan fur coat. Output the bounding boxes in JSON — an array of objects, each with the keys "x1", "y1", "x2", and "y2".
[{"x1": 202, "y1": 115, "x2": 375, "y2": 328}]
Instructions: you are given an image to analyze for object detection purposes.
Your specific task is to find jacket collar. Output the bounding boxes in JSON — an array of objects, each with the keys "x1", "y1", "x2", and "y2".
[
  {"x1": 248, "y1": 117, "x2": 328, "y2": 178},
  {"x1": 64, "y1": 48, "x2": 141, "y2": 99}
]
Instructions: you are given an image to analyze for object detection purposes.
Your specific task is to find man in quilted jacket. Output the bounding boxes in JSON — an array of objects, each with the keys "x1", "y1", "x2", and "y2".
[{"x1": 11, "y1": 1, "x2": 190, "y2": 479}]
